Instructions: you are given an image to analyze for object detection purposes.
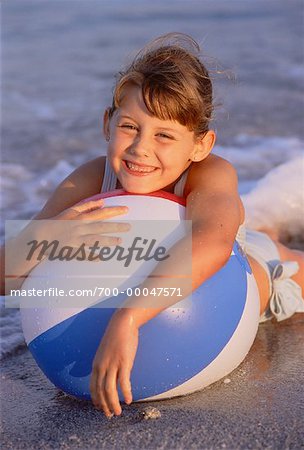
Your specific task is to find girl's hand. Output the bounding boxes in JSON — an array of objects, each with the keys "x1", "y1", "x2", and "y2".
[
  {"x1": 90, "y1": 309, "x2": 138, "y2": 418},
  {"x1": 35, "y1": 198, "x2": 130, "y2": 253}
]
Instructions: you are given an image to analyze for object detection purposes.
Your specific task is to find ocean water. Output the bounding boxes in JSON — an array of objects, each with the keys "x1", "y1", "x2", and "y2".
[{"x1": 1, "y1": 0, "x2": 303, "y2": 358}]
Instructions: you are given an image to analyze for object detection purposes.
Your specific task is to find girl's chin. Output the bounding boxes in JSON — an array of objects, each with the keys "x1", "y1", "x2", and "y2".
[
  {"x1": 121, "y1": 186, "x2": 161, "y2": 194},
  {"x1": 119, "y1": 176, "x2": 173, "y2": 194},
  {"x1": 119, "y1": 176, "x2": 162, "y2": 194}
]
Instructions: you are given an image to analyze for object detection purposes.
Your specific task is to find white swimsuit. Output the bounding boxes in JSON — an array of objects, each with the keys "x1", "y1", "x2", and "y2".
[{"x1": 101, "y1": 158, "x2": 304, "y2": 323}]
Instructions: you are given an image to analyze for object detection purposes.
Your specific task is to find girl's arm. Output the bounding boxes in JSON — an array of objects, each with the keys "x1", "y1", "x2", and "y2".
[
  {"x1": 101, "y1": 155, "x2": 242, "y2": 325},
  {"x1": 90, "y1": 155, "x2": 243, "y2": 416},
  {"x1": 0, "y1": 156, "x2": 126, "y2": 295}
]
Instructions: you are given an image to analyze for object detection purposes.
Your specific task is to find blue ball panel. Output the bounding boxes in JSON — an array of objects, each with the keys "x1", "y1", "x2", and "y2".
[{"x1": 28, "y1": 255, "x2": 247, "y2": 401}]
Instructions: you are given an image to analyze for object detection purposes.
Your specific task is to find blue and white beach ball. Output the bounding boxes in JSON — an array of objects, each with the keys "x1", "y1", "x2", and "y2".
[{"x1": 21, "y1": 191, "x2": 260, "y2": 402}]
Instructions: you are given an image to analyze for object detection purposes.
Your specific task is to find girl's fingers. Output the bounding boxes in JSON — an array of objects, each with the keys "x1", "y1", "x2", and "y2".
[
  {"x1": 89, "y1": 368, "x2": 100, "y2": 406},
  {"x1": 82, "y1": 206, "x2": 129, "y2": 221},
  {"x1": 70, "y1": 199, "x2": 128, "y2": 219},
  {"x1": 118, "y1": 368, "x2": 133, "y2": 405},
  {"x1": 103, "y1": 369, "x2": 122, "y2": 416},
  {"x1": 56, "y1": 201, "x2": 129, "y2": 224},
  {"x1": 81, "y1": 234, "x2": 123, "y2": 247},
  {"x1": 90, "y1": 369, "x2": 113, "y2": 418},
  {"x1": 78, "y1": 221, "x2": 131, "y2": 235},
  {"x1": 45, "y1": 235, "x2": 122, "y2": 262},
  {"x1": 71, "y1": 198, "x2": 105, "y2": 214}
]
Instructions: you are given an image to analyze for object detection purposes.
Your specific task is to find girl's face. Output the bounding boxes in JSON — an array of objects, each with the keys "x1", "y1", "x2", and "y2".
[{"x1": 104, "y1": 84, "x2": 214, "y2": 194}]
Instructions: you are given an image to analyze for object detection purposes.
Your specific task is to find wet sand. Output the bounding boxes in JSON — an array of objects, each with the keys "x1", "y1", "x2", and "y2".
[{"x1": 1, "y1": 314, "x2": 303, "y2": 449}]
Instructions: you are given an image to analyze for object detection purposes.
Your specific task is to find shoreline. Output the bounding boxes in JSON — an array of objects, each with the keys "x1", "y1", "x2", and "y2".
[{"x1": 1, "y1": 315, "x2": 303, "y2": 449}]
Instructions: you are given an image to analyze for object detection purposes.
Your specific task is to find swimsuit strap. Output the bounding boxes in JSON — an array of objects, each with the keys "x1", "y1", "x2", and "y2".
[
  {"x1": 173, "y1": 167, "x2": 189, "y2": 197},
  {"x1": 101, "y1": 158, "x2": 117, "y2": 192}
]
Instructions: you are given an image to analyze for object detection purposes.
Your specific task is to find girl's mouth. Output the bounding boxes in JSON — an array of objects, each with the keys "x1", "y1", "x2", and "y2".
[{"x1": 123, "y1": 160, "x2": 158, "y2": 175}]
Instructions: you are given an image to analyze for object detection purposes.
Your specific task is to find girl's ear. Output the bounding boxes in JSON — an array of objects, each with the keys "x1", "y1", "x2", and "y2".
[
  {"x1": 103, "y1": 108, "x2": 111, "y2": 141},
  {"x1": 190, "y1": 130, "x2": 216, "y2": 162}
]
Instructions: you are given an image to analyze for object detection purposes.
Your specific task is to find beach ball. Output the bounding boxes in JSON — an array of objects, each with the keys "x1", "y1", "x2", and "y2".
[{"x1": 21, "y1": 190, "x2": 260, "y2": 402}]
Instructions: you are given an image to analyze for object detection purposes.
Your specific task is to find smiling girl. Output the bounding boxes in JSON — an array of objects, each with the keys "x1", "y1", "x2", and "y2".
[{"x1": 2, "y1": 33, "x2": 304, "y2": 418}]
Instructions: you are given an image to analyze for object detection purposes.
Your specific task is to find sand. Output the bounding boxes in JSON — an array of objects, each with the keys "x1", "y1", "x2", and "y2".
[{"x1": 1, "y1": 315, "x2": 303, "y2": 449}]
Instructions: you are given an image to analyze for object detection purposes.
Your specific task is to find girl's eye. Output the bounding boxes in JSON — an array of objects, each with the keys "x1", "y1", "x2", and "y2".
[
  {"x1": 158, "y1": 133, "x2": 173, "y2": 140},
  {"x1": 119, "y1": 124, "x2": 137, "y2": 131}
]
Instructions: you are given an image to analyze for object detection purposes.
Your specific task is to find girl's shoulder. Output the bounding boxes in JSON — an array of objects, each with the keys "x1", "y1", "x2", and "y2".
[
  {"x1": 183, "y1": 153, "x2": 245, "y2": 224},
  {"x1": 184, "y1": 153, "x2": 238, "y2": 196},
  {"x1": 36, "y1": 156, "x2": 106, "y2": 219}
]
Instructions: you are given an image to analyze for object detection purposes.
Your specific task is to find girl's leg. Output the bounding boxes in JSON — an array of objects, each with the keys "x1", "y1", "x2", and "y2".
[
  {"x1": 247, "y1": 238, "x2": 304, "y2": 316},
  {"x1": 274, "y1": 242, "x2": 304, "y2": 289},
  {"x1": 256, "y1": 227, "x2": 304, "y2": 288},
  {"x1": 247, "y1": 255, "x2": 270, "y2": 315}
]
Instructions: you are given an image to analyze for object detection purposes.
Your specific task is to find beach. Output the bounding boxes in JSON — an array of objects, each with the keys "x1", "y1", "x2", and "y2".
[
  {"x1": 1, "y1": 0, "x2": 304, "y2": 448},
  {"x1": 1, "y1": 315, "x2": 303, "y2": 449}
]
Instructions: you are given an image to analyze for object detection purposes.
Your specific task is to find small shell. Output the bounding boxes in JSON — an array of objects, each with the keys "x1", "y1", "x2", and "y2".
[{"x1": 141, "y1": 406, "x2": 161, "y2": 420}]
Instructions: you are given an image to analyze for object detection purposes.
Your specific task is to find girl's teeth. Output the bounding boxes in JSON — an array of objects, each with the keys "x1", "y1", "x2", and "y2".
[{"x1": 126, "y1": 161, "x2": 155, "y2": 173}]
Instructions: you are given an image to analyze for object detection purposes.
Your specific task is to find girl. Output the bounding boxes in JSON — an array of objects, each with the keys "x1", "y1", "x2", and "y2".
[{"x1": 2, "y1": 33, "x2": 304, "y2": 418}]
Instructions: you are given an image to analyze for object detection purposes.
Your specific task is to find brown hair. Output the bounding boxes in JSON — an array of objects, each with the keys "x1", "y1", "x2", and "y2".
[{"x1": 108, "y1": 33, "x2": 213, "y2": 136}]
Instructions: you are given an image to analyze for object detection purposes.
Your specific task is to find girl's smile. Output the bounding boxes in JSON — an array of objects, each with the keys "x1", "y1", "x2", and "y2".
[{"x1": 122, "y1": 159, "x2": 160, "y2": 175}]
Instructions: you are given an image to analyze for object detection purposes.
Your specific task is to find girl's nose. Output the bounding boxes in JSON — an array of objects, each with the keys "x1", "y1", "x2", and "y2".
[{"x1": 128, "y1": 134, "x2": 151, "y2": 158}]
